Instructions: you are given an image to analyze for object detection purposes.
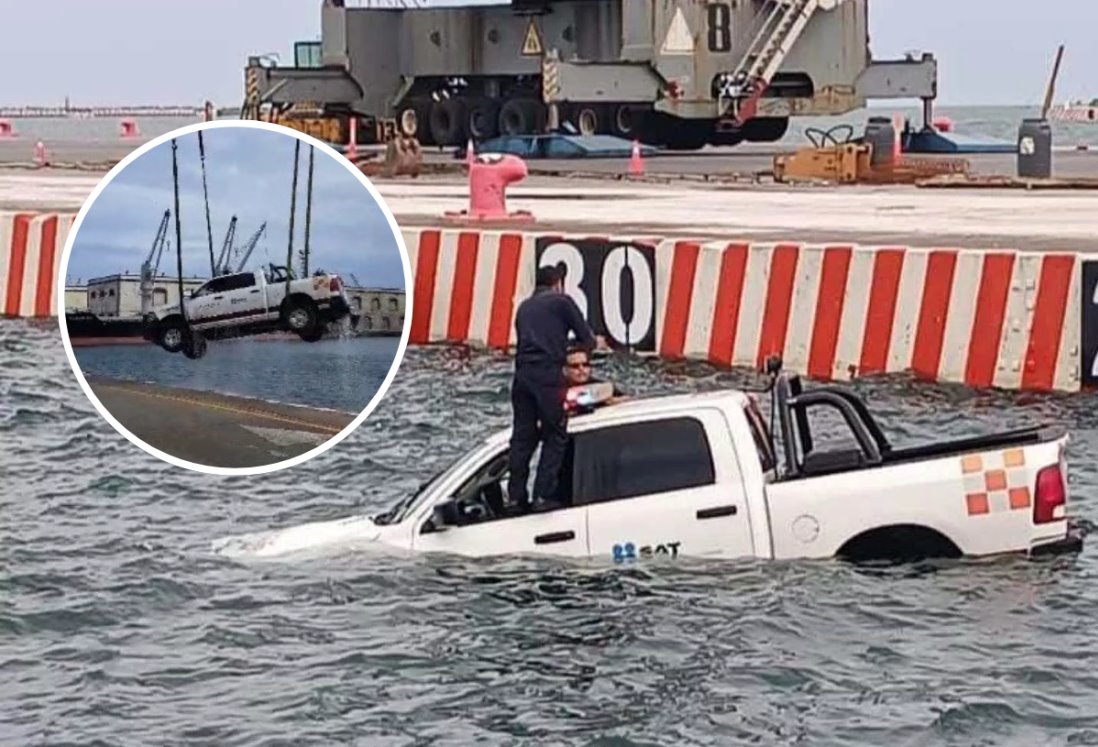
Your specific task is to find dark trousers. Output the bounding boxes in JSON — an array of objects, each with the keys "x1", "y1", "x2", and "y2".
[{"x1": 508, "y1": 370, "x2": 566, "y2": 506}]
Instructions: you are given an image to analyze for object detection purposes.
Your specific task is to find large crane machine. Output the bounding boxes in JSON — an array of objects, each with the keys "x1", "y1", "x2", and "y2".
[{"x1": 243, "y1": 0, "x2": 938, "y2": 151}]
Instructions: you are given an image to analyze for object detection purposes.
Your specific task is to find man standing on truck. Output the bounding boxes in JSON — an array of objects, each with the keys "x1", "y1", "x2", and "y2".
[{"x1": 508, "y1": 265, "x2": 603, "y2": 514}]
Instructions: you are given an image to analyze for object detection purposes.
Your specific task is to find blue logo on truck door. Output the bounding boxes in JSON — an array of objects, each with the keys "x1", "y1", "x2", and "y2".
[{"x1": 612, "y1": 541, "x2": 681, "y2": 562}]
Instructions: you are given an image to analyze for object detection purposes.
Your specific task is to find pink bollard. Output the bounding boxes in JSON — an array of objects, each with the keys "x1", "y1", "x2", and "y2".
[
  {"x1": 0, "y1": 119, "x2": 14, "y2": 138},
  {"x1": 444, "y1": 153, "x2": 535, "y2": 224},
  {"x1": 120, "y1": 118, "x2": 139, "y2": 138},
  {"x1": 33, "y1": 140, "x2": 47, "y2": 167}
]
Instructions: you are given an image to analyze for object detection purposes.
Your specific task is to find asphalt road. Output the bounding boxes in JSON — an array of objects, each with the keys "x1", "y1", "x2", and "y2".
[
  {"x1": 3, "y1": 138, "x2": 1097, "y2": 179},
  {"x1": 85, "y1": 375, "x2": 355, "y2": 469}
]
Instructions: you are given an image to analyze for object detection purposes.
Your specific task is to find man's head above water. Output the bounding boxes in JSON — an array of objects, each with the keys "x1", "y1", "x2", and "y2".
[
  {"x1": 535, "y1": 264, "x2": 564, "y2": 292},
  {"x1": 563, "y1": 345, "x2": 593, "y2": 387}
]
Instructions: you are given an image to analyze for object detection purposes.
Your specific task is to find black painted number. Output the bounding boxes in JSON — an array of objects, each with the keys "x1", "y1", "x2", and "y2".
[
  {"x1": 537, "y1": 241, "x2": 655, "y2": 350},
  {"x1": 707, "y1": 2, "x2": 732, "y2": 53},
  {"x1": 1083, "y1": 261, "x2": 1098, "y2": 387}
]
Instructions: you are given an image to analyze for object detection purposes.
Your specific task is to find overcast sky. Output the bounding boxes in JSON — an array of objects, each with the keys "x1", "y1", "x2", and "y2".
[
  {"x1": 68, "y1": 126, "x2": 406, "y2": 288},
  {"x1": 2, "y1": 1, "x2": 1096, "y2": 107}
]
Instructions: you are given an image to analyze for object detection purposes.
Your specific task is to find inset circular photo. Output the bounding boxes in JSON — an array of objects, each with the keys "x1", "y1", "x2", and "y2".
[{"x1": 57, "y1": 121, "x2": 411, "y2": 474}]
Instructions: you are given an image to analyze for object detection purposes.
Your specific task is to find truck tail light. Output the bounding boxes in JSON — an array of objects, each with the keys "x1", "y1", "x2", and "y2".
[
  {"x1": 330, "y1": 276, "x2": 342, "y2": 292},
  {"x1": 1033, "y1": 463, "x2": 1066, "y2": 524}
]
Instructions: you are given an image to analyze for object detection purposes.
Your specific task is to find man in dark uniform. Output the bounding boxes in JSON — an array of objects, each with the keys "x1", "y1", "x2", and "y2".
[{"x1": 508, "y1": 265, "x2": 601, "y2": 513}]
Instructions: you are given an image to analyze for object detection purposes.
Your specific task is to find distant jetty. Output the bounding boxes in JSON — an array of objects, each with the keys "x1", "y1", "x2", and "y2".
[{"x1": 0, "y1": 104, "x2": 207, "y2": 118}]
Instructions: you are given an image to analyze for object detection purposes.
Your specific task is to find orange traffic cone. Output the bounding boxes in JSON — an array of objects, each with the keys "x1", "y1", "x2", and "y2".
[
  {"x1": 892, "y1": 114, "x2": 903, "y2": 164},
  {"x1": 347, "y1": 117, "x2": 358, "y2": 163},
  {"x1": 629, "y1": 139, "x2": 644, "y2": 177}
]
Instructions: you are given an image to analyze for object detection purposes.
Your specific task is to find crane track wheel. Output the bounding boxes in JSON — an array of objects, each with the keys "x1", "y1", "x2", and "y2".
[
  {"x1": 741, "y1": 116, "x2": 790, "y2": 143},
  {"x1": 498, "y1": 99, "x2": 545, "y2": 137},
  {"x1": 429, "y1": 99, "x2": 468, "y2": 147},
  {"x1": 571, "y1": 105, "x2": 601, "y2": 137},
  {"x1": 399, "y1": 101, "x2": 434, "y2": 146},
  {"x1": 466, "y1": 99, "x2": 501, "y2": 140}
]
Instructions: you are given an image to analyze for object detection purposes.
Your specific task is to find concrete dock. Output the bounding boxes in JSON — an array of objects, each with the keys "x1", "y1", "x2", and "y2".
[
  {"x1": 2, "y1": 138, "x2": 1098, "y2": 179},
  {"x1": 381, "y1": 176, "x2": 1098, "y2": 251},
  {"x1": 85, "y1": 375, "x2": 354, "y2": 469},
  {"x1": 6, "y1": 167, "x2": 1098, "y2": 251}
]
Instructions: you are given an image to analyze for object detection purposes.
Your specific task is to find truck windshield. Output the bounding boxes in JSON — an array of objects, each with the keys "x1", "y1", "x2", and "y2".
[{"x1": 372, "y1": 440, "x2": 491, "y2": 525}]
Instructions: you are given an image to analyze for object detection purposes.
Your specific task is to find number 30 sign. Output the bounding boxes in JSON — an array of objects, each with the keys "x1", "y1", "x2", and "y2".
[{"x1": 534, "y1": 237, "x2": 657, "y2": 352}]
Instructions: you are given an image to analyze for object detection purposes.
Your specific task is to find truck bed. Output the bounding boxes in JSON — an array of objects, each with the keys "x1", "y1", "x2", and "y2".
[
  {"x1": 882, "y1": 425, "x2": 1064, "y2": 465},
  {"x1": 795, "y1": 425, "x2": 1064, "y2": 480}
]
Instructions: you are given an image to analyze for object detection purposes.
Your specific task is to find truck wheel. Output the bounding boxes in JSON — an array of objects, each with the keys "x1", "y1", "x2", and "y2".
[
  {"x1": 498, "y1": 98, "x2": 544, "y2": 136},
  {"x1": 742, "y1": 116, "x2": 790, "y2": 143},
  {"x1": 282, "y1": 298, "x2": 319, "y2": 334},
  {"x1": 157, "y1": 318, "x2": 187, "y2": 353},
  {"x1": 429, "y1": 98, "x2": 467, "y2": 147},
  {"x1": 466, "y1": 99, "x2": 500, "y2": 140},
  {"x1": 182, "y1": 333, "x2": 207, "y2": 360},
  {"x1": 299, "y1": 326, "x2": 326, "y2": 343}
]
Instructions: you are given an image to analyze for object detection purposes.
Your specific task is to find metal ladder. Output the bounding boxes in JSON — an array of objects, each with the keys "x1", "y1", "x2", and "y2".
[{"x1": 718, "y1": 0, "x2": 825, "y2": 123}]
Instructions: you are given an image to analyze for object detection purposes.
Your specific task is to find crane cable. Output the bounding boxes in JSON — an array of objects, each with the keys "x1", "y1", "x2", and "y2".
[
  {"x1": 198, "y1": 130, "x2": 216, "y2": 277},
  {"x1": 304, "y1": 145, "x2": 314, "y2": 277},
  {"x1": 170, "y1": 139, "x2": 186, "y2": 326},
  {"x1": 286, "y1": 138, "x2": 301, "y2": 299}
]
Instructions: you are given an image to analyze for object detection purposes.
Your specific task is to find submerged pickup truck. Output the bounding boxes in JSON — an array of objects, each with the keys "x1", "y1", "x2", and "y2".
[
  {"x1": 215, "y1": 366, "x2": 1082, "y2": 563},
  {"x1": 143, "y1": 263, "x2": 351, "y2": 358}
]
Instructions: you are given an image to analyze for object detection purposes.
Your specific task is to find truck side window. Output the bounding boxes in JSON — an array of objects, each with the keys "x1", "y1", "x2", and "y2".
[
  {"x1": 194, "y1": 277, "x2": 230, "y2": 297},
  {"x1": 224, "y1": 273, "x2": 256, "y2": 291},
  {"x1": 571, "y1": 417, "x2": 715, "y2": 505},
  {"x1": 744, "y1": 402, "x2": 776, "y2": 472}
]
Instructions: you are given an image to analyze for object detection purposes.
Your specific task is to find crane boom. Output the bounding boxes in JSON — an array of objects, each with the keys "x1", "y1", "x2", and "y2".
[
  {"x1": 235, "y1": 222, "x2": 268, "y2": 272},
  {"x1": 215, "y1": 215, "x2": 239, "y2": 275},
  {"x1": 140, "y1": 209, "x2": 171, "y2": 316}
]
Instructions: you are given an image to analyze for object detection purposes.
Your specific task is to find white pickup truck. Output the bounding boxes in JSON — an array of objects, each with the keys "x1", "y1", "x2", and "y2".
[
  {"x1": 143, "y1": 263, "x2": 351, "y2": 358},
  {"x1": 213, "y1": 367, "x2": 1083, "y2": 563}
]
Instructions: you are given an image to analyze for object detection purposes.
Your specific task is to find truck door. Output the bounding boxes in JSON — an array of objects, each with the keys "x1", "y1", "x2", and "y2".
[
  {"x1": 577, "y1": 410, "x2": 755, "y2": 561},
  {"x1": 262, "y1": 265, "x2": 293, "y2": 321},
  {"x1": 219, "y1": 271, "x2": 267, "y2": 326},
  {"x1": 411, "y1": 445, "x2": 589, "y2": 558},
  {"x1": 186, "y1": 275, "x2": 234, "y2": 329}
]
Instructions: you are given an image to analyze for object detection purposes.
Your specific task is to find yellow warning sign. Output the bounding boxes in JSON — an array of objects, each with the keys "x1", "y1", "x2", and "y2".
[{"x1": 521, "y1": 19, "x2": 543, "y2": 56}]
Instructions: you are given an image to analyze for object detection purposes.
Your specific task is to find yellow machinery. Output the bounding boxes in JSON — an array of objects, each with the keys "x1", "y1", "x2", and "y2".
[
  {"x1": 248, "y1": 103, "x2": 424, "y2": 178},
  {"x1": 772, "y1": 125, "x2": 970, "y2": 185}
]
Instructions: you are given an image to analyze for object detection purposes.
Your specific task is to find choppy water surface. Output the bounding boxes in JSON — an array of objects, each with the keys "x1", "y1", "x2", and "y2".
[
  {"x1": 3, "y1": 319, "x2": 1098, "y2": 746},
  {"x1": 72, "y1": 335, "x2": 401, "y2": 412}
]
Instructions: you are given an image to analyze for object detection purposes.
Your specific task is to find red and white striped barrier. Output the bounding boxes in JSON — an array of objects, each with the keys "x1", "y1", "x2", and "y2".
[
  {"x1": 404, "y1": 228, "x2": 534, "y2": 348},
  {"x1": 656, "y1": 241, "x2": 1079, "y2": 392},
  {"x1": 404, "y1": 228, "x2": 1083, "y2": 392},
  {"x1": 1, "y1": 211, "x2": 76, "y2": 318},
  {"x1": 0, "y1": 219, "x2": 1085, "y2": 393}
]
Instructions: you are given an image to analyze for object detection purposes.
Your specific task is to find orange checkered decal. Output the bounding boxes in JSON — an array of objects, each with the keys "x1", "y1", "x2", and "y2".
[{"x1": 962, "y1": 449, "x2": 1031, "y2": 516}]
